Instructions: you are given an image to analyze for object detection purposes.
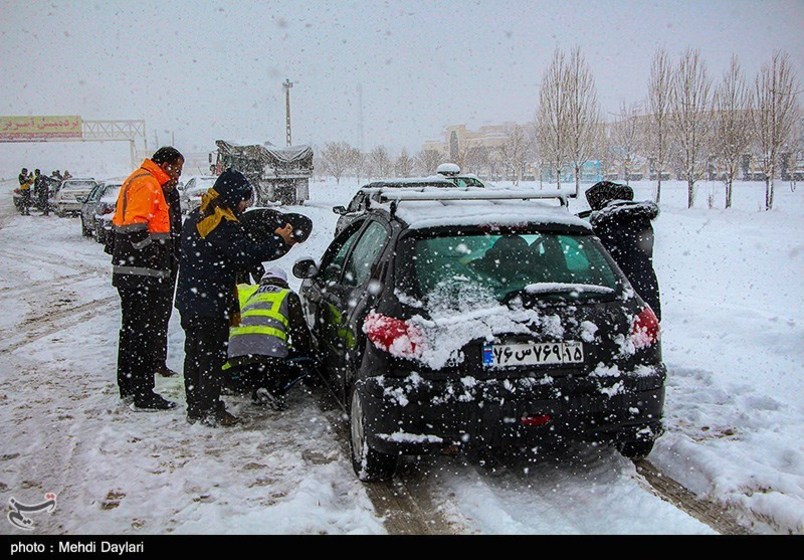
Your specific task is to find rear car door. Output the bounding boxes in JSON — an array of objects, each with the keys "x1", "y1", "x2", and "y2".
[{"x1": 303, "y1": 218, "x2": 391, "y2": 403}]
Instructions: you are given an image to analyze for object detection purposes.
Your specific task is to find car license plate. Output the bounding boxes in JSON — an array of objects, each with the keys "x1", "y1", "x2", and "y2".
[{"x1": 482, "y1": 341, "x2": 584, "y2": 368}]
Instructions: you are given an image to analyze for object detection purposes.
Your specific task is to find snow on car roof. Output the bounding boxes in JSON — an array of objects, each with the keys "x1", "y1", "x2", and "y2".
[
  {"x1": 396, "y1": 200, "x2": 591, "y2": 230},
  {"x1": 367, "y1": 187, "x2": 592, "y2": 231}
]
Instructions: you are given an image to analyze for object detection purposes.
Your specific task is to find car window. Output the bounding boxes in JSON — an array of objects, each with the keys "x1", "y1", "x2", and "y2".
[
  {"x1": 342, "y1": 221, "x2": 389, "y2": 287},
  {"x1": 319, "y1": 222, "x2": 365, "y2": 286},
  {"x1": 400, "y1": 231, "x2": 619, "y2": 308},
  {"x1": 87, "y1": 184, "x2": 103, "y2": 202},
  {"x1": 184, "y1": 179, "x2": 195, "y2": 191}
]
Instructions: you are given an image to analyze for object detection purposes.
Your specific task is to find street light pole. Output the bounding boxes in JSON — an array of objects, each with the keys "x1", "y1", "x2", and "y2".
[{"x1": 283, "y1": 78, "x2": 294, "y2": 146}]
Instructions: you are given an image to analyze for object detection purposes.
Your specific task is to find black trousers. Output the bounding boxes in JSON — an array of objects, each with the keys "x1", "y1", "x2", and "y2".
[
  {"x1": 181, "y1": 316, "x2": 229, "y2": 419},
  {"x1": 227, "y1": 358, "x2": 304, "y2": 396},
  {"x1": 116, "y1": 285, "x2": 161, "y2": 400},
  {"x1": 20, "y1": 190, "x2": 31, "y2": 214},
  {"x1": 153, "y1": 273, "x2": 177, "y2": 369}
]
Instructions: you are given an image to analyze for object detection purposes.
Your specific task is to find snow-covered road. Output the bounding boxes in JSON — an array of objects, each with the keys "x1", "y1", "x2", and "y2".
[{"x1": 0, "y1": 177, "x2": 800, "y2": 535}]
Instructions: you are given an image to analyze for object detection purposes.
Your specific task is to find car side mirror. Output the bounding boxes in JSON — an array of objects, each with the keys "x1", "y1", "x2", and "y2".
[
  {"x1": 333, "y1": 205, "x2": 347, "y2": 215},
  {"x1": 293, "y1": 258, "x2": 319, "y2": 279}
]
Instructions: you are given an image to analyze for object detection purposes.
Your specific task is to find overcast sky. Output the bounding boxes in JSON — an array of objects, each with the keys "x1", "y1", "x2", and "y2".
[{"x1": 1, "y1": 0, "x2": 802, "y2": 159}]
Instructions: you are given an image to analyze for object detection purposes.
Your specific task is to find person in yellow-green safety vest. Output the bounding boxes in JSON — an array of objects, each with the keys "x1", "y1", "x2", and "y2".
[{"x1": 224, "y1": 266, "x2": 315, "y2": 410}]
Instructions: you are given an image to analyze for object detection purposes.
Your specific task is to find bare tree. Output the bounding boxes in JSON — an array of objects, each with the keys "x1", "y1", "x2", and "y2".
[
  {"x1": 670, "y1": 48, "x2": 712, "y2": 208},
  {"x1": 713, "y1": 55, "x2": 753, "y2": 209},
  {"x1": 610, "y1": 101, "x2": 643, "y2": 186},
  {"x1": 367, "y1": 146, "x2": 392, "y2": 179},
  {"x1": 320, "y1": 141, "x2": 355, "y2": 184},
  {"x1": 564, "y1": 47, "x2": 601, "y2": 197},
  {"x1": 470, "y1": 145, "x2": 495, "y2": 179},
  {"x1": 395, "y1": 148, "x2": 414, "y2": 177},
  {"x1": 752, "y1": 50, "x2": 800, "y2": 210},
  {"x1": 647, "y1": 48, "x2": 673, "y2": 202},
  {"x1": 497, "y1": 124, "x2": 531, "y2": 185},
  {"x1": 537, "y1": 48, "x2": 570, "y2": 189},
  {"x1": 347, "y1": 147, "x2": 365, "y2": 184},
  {"x1": 415, "y1": 149, "x2": 443, "y2": 175}
]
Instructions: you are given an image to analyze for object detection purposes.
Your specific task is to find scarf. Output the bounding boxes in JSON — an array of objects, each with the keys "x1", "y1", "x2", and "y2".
[{"x1": 196, "y1": 188, "x2": 239, "y2": 239}]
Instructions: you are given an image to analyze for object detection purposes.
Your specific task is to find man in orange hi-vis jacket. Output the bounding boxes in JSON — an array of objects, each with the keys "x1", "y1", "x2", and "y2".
[{"x1": 111, "y1": 146, "x2": 184, "y2": 411}]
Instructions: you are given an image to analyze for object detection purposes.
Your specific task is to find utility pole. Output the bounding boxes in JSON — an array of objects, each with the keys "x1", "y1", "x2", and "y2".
[{"x1": 283, "y1": 78, "x2": 294, "y2": 146}]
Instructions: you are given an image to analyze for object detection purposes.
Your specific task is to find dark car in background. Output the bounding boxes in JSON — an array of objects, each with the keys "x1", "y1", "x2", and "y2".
[
  {"x1": 294, "y1": 187, "x2": 665, "y2": 481},
  {"x1": 333, "y1": 176, "x2": 458, "y2": 236},
  {"x1": 80, "y1": 179, "x2": 122, "y2": 241}
]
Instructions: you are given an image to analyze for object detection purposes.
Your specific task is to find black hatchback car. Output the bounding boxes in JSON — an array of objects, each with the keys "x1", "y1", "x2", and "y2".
[{"x1": 294, "y1": 188, "x2": 665, "y2": 481}]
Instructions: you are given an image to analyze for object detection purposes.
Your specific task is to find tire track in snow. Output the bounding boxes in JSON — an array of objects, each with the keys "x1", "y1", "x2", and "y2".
[
  {"x1": 634, "y1": 459, "x2": 750, "y2": 535},
  {"x1": 0, "y1": 295, "x2": 117, "y2": 354},
  {"x1": 310, "y1": 381, "x2": 464, "y2": 534}
]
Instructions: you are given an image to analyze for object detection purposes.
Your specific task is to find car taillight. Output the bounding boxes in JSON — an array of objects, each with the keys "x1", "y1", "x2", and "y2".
[
  {"x1": 631, "y1": 306, "x2": 660, "y2": 349},
  {"x1": 363, "y1": 313, "x2": 425, "y2": 360}
]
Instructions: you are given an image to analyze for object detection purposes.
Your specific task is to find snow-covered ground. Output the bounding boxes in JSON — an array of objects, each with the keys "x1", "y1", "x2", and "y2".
[{"x1": 0, "y1": 173, "x2": 801, "y2": 535}]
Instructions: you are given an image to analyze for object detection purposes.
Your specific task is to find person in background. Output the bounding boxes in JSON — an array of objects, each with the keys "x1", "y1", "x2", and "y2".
[
  {"x1": 111, "y1": 146, "x2": 184, "y2": 411},
  {"x1": 224, "y1": 266, "x2": 315, "y2": 411},
  {"x1": 585, "y1": 181, "x2": 662, "y2": 321},
  {"x1": 18, "y1": 167, "x2": 32, "y2": 215},
  {"x1": 152, "y1": 176, "x2": 182, "y2": 378},
  {"x1": 37, "y1": 171, "x2": 51, "y2": 216},
  {"x1": 32, "y1": 169, "x2": 40, "y2": 200},
  {"x1": 175, "y1": 169, "x2": 298, "y2": 427}
]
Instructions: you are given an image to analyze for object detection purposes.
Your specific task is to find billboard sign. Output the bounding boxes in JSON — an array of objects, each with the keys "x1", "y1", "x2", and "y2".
[{"x1": 0, "y1": 116, "x2": 83, "y2": 142}]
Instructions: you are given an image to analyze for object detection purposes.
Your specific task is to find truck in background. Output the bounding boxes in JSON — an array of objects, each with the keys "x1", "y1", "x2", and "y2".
[{"x1": 211, "y1": 140, "x2": 314, "y2": 206}]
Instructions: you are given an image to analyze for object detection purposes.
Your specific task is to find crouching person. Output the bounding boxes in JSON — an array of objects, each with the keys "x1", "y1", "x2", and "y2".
[{"x1": 225, "y1": 267, "x2": 315, "y2": 410}]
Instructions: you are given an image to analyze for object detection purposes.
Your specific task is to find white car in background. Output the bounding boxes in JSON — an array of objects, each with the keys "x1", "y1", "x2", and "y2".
[
  {"x1": 53, "y1": 178, "x2": 98, "y2": 217},
  {"x1": 179, "y1": 175, "x2": 217, "y2": 214}
]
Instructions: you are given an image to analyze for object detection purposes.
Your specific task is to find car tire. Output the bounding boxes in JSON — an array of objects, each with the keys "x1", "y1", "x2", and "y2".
[
  {"x1": 617, "y1": 438, "x2": 655, "y2": 461},
  {"x1": 80, "y1": 216, "x2": 92, "y2": 237},
  {"x1": 349, "y1": 384, "x2": 396, "y2": 482}
]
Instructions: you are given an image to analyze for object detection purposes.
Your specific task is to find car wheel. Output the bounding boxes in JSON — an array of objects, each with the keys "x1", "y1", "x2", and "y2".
[
  {"x1": 349, "y1": 384, "x2": 396, "y2": 482},
  {"x1": 55, "y1": 208, "x2": 64, "y2": 218},
  {"x1": 80, "y1": 216, "x2": 92, "y2": 237},
  {"x1": 616, "y1": 438, "x2": 655, "y2": 461}
]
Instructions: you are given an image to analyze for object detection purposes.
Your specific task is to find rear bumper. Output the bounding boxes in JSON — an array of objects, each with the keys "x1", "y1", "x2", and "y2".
[{"x1": 359, "y1": 365, "x2": 666, "y2": 454}]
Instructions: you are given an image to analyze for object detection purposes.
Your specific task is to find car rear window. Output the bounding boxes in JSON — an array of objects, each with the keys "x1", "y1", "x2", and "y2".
[
  {"x1": 400, "y1": 231, "x2": 619, "y2": 309},
  {"x1": 62, "y1": 181, "x2": 95, "y2": 191}
]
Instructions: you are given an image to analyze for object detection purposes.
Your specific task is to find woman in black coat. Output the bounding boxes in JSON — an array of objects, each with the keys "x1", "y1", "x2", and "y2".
[
  {"x1": 586, "y1": 181, "x2": 662, "y2": 321},
  {"x1": 176, "y1": 169, "x2": 296, "y2": 426}
]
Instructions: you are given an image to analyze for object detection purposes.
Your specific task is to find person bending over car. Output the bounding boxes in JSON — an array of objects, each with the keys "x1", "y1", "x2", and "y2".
[
  {"x1": 175, "y1": 169, "x2": 298, "y2": 427},
  {"x1": 585, "y1": 181, "x2": 662, "y2": 321}
]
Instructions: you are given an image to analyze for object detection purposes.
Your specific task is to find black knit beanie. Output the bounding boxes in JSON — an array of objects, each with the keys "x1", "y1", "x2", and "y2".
[
  {"x1": 585, "y1": 181, "x2": 634, "y2": 211},
  {"x1": 213, "y1": 168, "x2": 253, "y2": 210}
]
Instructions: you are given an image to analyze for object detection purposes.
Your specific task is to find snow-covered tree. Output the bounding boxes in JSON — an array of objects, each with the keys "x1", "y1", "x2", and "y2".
[
  {"x1": 564, "y1": 47, "x2": 601, "y2": 197},
  {"x1": 320, "y1": 141, "x2": 356, "y2": 184},
  {"x1": 367, "y1": 146, "x2": 392, "y2": 179},
  {"x1": 394, "y1": 148, "x2": 414, "y2": 178},
  {"x1": 497, "y1": 124, "x2": 531, "y2": 185},
  {"x1": 415, "y1": 149, "x2": 443, "y2": 175},
  {"x1": 670, "y1": 48, "x2": 712, "y2": 208},
  {"x1": 610, "y1": 101, "x2": 643, "y2": 186},
  {"x1": 537, "y1": 48, "x2": 570, "y2": 188},
  {"x1": 713, "y1": 55, "x2": 753, "y2": 209},
  {"x1": 752, "y1": 50, "x2": 800, "y2": 210},
  {"x1": 647, "y1": 48, "x2": 673, "y2": 203}
]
